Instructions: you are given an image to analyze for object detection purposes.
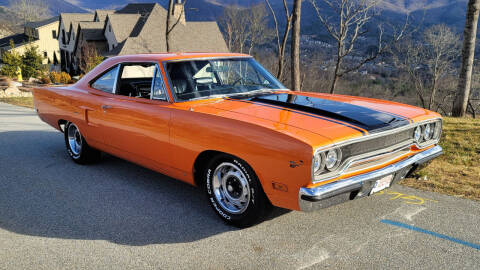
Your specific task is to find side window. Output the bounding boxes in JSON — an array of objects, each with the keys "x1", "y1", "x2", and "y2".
[
  {"x1": 152, "y1": 68, "x2": 168, "y2": 101},
  {"x1": 116, "y1": 63, "x2": 155, "y2": 99},
  {"x1": 91, "y1": 65, "x2": 119, "y2": 93}
]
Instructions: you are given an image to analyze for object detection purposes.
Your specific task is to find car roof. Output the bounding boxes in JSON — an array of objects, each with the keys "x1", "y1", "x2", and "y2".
[{"x1": 108, "y1": 52, "x2": 251, "y2": 62}]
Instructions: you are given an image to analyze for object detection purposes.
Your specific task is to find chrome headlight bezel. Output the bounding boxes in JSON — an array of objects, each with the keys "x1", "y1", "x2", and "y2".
[
  {"x1": 312, "y1": 147, "x2": 342, "y2": 175},
  {"x1": 414, "y1": 126, "x2": 422, "y2": 143},
  {"x1": 414, "y1": 119, "x2": 442, "y2": 148}
]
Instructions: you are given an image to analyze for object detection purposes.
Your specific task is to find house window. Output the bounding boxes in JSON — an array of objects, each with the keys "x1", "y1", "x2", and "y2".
[
  {"x1": 43, "y1": 51, "x2": 47, "y2": 58},
  {"x1": 52, "y1": 30, "x2": 56, "y2": 39}
]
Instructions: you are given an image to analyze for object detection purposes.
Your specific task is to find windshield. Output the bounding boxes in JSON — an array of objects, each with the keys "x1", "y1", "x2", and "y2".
[{"x1": 165, "y1": 57, "x2": 286, "y2": 101}]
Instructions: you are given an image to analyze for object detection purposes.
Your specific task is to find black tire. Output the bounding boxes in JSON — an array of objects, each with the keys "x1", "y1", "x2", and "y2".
[
  {"x1": 204, "y1": 154, "x2": 272, "y2": 227},
  {"x1": 64, "y1": 122, "x2": 101, "y2": 164}
]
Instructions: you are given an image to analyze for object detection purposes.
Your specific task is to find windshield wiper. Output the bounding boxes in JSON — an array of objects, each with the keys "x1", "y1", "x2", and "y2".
[
  {"x1": 185, "y1": 89, "x2": 280, "y2": 102},
  {"x1": 226, "y1": 89, "x2": 276, "y2": 99}
]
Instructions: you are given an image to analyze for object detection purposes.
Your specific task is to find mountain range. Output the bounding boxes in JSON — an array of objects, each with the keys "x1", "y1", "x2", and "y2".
[{"x1": 0, "y1": 0, "x2": 470, "y2": 33}]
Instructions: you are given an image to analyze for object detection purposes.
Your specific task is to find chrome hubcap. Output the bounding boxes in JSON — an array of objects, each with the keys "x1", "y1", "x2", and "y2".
[
  {"x1": 67, "y1": 124, "x2": 82, "y2": 156},
  {"x1": 212, "y1": 162, "x2": 250, "y2": 214}
]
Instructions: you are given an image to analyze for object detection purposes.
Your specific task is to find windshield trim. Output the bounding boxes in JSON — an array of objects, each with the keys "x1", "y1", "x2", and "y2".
[{"x1": 162, "y1": 57, "x2": 289, "y2": 103}]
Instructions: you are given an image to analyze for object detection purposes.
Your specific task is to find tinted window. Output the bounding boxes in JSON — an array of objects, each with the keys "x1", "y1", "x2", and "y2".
[{"x1": 91, "y1": 65, "x2": 118, "y2": 93}]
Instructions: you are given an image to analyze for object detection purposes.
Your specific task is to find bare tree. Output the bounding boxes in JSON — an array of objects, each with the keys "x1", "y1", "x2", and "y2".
[
  {"x1": 79, "y1": 43, "x2": 104, "y2": 74},
  {"x1": 219, "y1": 5, "x2": 249, "y2": 53},
  {"x1": 219, "y1": 4, "x2": 271, "y2": 54},
  {"x1": 9, "y1": 0, "x2": 49, "y2": 24},
  {"x1": 310, "y1": 0, "x2": 413, "y2": 93},
  {"x1": 453, "y1": 0, "x2": 480, "y2": 117},
  {"x1": 423, "y1": 25, "x2": 460, "y2": 110},
  {"x1": 291, "y1": 0, "x2": 302, "y2": 91},
  {"x1": 166, "y1": 0, "x2": 186, "y2": 52},
  {"x1": 265, "y1": 0, "x2": 293, "y2": 81},
  {"x1": 392, "y1": 25, "x2": 460, "y2": 110},
  {"x1": 247, "y1": 4, "x2": 271, "y2": 54}
]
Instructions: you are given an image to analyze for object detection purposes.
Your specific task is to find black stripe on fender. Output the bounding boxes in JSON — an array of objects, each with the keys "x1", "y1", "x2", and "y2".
[
  {"x1": 232, "y1": 93, "x2": 411, "y2": 133},
  {"x1": 229, "y1": 98, "x2": 367, "y2": 135}
]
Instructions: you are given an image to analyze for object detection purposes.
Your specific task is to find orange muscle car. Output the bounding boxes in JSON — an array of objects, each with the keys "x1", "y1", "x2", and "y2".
[{"x1": 33, "y1": 53, "x2": 443, "y2": 227}]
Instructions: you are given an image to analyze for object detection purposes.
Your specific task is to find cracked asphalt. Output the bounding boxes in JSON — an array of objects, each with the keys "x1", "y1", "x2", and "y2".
[{"x1": 1, "y1": 102, "x2": 479, "y2": 269}]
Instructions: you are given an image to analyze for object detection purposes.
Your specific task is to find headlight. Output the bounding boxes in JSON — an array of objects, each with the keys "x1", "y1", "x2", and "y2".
[
  {"x1": 424, "y1": 123, "x2": 433, "y2": 140},
  {"x1": 325, "y1": 149, "x2": 342, "y2": 171},
  {"x1": 313, "y1": 152, "x2": 324, "y2": 173},
  {"x1": 433, "y1": 121, "x2": 442, "y2": 139},
  {"x1": 414, "y1": 126, "x2": 422, "y2": 142},
  {"x1": 313, "y1": 148, "x2": 342, "y2": 175}
]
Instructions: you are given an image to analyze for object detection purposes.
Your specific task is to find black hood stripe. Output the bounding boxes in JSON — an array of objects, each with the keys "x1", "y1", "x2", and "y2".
[
  {"x1": 230, "y1": 98, "x2": 367, "y2": 135},
  {"x1": 230, "y1": 93, "x2": 412, "y2": 134}
]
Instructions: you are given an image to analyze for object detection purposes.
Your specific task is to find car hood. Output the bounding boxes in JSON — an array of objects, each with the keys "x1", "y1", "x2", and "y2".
[{"x1": 183, "y1": 91, "x2": 439, "y2": 146}]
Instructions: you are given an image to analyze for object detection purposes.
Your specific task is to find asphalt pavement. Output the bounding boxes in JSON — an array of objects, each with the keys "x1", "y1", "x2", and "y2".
[{"x1": 0, "y1": 102, "x2": 479, "y2": 269}]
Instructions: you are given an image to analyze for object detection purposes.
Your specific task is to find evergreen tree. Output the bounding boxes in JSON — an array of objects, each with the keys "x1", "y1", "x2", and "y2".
[
  {"x1": 21, "y1": 43, "x2": 43, "y2": 79},
  {"x1": 0, "y1": 40, "x2": 22, "y2": 78}
]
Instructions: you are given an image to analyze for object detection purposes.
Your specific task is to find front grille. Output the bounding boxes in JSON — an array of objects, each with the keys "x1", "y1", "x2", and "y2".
[
  {"x1": 314, "y1": 127, "x2": 415, "y2": 183},
  {"x1": 341, "y1": 128, "x2": 414, "y2": 160},
  {"x1": 345, "y1": 147, "x2": 411, "y2": 173}
]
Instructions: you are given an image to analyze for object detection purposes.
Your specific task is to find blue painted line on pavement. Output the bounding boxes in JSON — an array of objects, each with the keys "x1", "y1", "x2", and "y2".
[{"x1": 381, "y1": 219, "x2": 480, "y2": 251}]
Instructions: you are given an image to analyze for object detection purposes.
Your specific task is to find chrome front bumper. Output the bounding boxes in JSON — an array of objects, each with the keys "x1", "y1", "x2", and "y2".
[{"x1": 299, "y1": 145, "x2": 443, "y2": 211}]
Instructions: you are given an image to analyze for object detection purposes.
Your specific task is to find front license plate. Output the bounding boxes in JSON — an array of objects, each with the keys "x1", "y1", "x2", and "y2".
[{"x1": 370, "y1": 174, "x2": 393, "y2": 194}]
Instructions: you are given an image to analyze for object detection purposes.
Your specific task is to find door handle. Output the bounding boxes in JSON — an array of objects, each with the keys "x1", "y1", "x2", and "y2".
[{"x1": 101, "y1": 105, "x2": 112, "y2": 111}]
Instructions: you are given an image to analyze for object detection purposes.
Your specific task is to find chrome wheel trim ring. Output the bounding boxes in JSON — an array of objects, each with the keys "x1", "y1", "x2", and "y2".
[
  {"x1": 212, "y1": 162, "x2": 250, "y2": 214},
  {"x1": 67, "y1": 123, "x2": 82, "y2": 156}
]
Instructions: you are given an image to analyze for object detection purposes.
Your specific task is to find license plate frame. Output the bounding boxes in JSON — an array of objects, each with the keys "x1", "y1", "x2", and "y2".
[{"x1": 370, "y1": 174, "x2": 394, "y2": 194}]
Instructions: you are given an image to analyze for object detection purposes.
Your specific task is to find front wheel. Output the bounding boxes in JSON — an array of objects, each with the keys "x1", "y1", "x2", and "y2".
[
  {"x1": 204, "y1": 154, "x2": 272, "y2": 227},
  {"x1": 64, "y1": 122, "x2": 101, "y2": 164}
]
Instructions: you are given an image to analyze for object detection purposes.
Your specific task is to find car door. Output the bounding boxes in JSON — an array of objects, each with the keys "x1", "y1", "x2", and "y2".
[
  {"x1": 82, "y1": 64, "x2": 121, "y2": 147},
  {"x1": 98, "y1": 63, "x2": 172, "y2": 170}
]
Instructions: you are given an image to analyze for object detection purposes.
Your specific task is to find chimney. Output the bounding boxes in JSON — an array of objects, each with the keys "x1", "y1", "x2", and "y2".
[{"x1": 173, "y1": 0, "x2": 186, "y2": 25}]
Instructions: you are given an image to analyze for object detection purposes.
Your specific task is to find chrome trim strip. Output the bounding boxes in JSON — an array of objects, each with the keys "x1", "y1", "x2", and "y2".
[
  {"x1": 150, "y1": 64, "x2": 158, "y2": 99},
  {"x1": 111, "y1": 64, "x2": 120, "y2": 94},
  {"x1": 300, "y1": 145, "x2": 443, "y2": 211},
  {"x1": 313, "y1": 141, "x2": 413, "y2": 183},
  {"x1": 314, "y1": 118, "x2": 441, "y2": 153}
]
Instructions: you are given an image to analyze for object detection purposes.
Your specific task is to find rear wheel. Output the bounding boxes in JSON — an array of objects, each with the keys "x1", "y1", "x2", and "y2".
[
  {"x1": 64, "y1": 122, "x2": 100, "y2": 164},
  {"x1": 204, "y1": 154, "x2": 272, "y2": 227}
]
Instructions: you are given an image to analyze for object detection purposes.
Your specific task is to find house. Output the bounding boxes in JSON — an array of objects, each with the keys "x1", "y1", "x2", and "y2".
[
  {"x1": 57, "y1": 13, "x2": 95, "y2": 73},
  {"x1": 59, "y1": 2, "x2": 228, "y2": 75},
  {"x1": 0, "y1": 17, "x2": 60, "y2": 65}
]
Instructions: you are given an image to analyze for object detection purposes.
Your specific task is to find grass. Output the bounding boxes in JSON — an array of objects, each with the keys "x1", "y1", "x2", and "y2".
[
  {"x1": 0, "y1": 97, "x2": 478, "y2": 200},
  {"x1": 401, "y1": 117, "x2": 480, "y2": 201},
  {"x1": 0, "y1": 97, "x2": 34, "y2": 109}
]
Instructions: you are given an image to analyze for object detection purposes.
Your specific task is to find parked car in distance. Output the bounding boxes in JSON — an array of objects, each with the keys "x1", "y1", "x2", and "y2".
[{"x1": 33, "y1": 53, "x2": 443, "y2": 227}]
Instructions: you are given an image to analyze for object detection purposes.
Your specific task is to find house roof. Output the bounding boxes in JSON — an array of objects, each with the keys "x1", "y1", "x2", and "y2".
[
  {"x1": 25, "y1": 16, "x2": 59, "y2": 29},
  {"x1": 78, "y1": 22, "x2": 105, "y2": 41},
  {"x1": 170, "y1": 22, "x2": 229, "y2": 52},
  {"x1": 109, "y1": 4, "x2": 227, "y2": 55},
  {"x1": 106, "y1": 14, "x2": 141, "y2": 42},
  {"x1": 0, "y1": 33, "x2": 30, "y2": 49},
  {"x1": 94, "y1": 10, "x2": 115, "y2": 22},
  {"x1": 116, "y1": 3, "x2": 158, "y2": 14},
  {"x1": 60, "y1": 13, "x2": 94, "y2": 29}
]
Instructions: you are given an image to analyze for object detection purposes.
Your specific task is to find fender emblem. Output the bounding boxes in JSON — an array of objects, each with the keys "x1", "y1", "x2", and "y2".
[{"x1": 289, "y1": 160, "x2": 304, "y2": 168}]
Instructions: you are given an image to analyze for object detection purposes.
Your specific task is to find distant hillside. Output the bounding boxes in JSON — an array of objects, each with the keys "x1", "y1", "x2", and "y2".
[
  {"x1": 0, "y1": 0, "x2": 468, "y2": 35},
  {"x1": 0, "y1": 0, "x2": 87, "y2": 15}
]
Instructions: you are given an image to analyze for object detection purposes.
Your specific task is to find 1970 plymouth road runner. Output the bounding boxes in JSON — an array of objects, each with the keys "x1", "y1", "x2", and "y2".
[{"x1": 33, "y1": 53, "x2": 443, "y2": 227}]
